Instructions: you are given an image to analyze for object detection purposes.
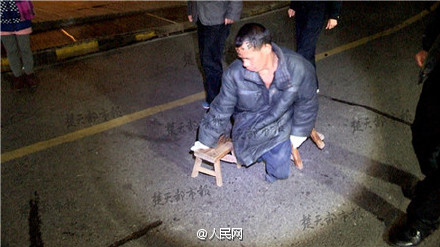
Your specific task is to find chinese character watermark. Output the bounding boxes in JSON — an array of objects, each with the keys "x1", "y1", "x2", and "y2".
[
  {"x1": 152, "y1": 185, "x2": 211, "y2": 206},
  {"x1": 165, "y1": 119, "x2": 199, "y2": 136},
  {"x1": 350, "y1": 115, "x2": 385, "y2": 133},
  {"x1": 65, "y1": 106, "x2": 122, "y2": 128},
  {"x1": 197, "y1": 228, "x2": 243, "y2": 241},
  {"x1": 301, "y1": 207, "x2": 363, "y2": 231}
]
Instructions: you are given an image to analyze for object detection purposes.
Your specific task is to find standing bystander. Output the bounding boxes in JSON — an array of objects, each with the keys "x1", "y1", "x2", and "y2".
[
  {"x1": 388, "y1": 7, "x2": 440, "y2": 247},
  {"x1": 288, "y1": 1, "x2": 341, "y2": 91},
  {"x1": 1, "y1": 0, "x2": 39, "y2": 91},
  {"x1": 187, "y1": 1, "x2": 242, "y2": 109}
]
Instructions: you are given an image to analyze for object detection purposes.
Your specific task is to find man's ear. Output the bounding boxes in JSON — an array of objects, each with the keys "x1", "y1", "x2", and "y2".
[{"x1": 262, "y1": 43, "x2": 272, "y2": 54}]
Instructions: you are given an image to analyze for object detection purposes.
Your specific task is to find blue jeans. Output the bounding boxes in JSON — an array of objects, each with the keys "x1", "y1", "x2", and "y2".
[
  {"x1": 197, "y1": 21, "x2": 231, "y2": 104},
  {"x1": 261, "y1": 139, "x2": 292, "y2": 183}
]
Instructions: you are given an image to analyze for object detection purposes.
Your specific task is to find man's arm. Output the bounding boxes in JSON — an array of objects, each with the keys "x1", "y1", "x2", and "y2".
[
  {"x1": 225, "y1": 0, "x2": 242, "y2": 24},
  {"x1": 422, "y1": 8, "x2": 440, "y2": 52},
  {"x1": 187, "y1": 1, "x2": 194, "y2": 22},
  {"x1": 289, "y1": 1, "x2": 299, "y2": 12},
  {"x1": 417, "y1": 8, "x2": 440, "y2": 67},
  {"x1": 291, "y1": 66, "x2": 319, "y2": 138},
  {"x1": 198, "y1": 69, "x2": 238, "y2": 147},
  {"x1": 326, "y1": 1, "x2": 341, "y2": 30},
  {"x1": 288, "y1": 1, "x2": 299, "y2": 18},
  {"x1": 327, "y1": 1, "x2": 341, "y2": 21}
]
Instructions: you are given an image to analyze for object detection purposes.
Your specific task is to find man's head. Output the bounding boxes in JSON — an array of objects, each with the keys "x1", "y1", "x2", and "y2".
[{"x1": 235, "y1": 23, "x2": 273, "y2": 72}]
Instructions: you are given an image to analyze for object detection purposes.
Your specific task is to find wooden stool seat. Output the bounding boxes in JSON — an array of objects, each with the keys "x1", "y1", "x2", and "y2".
[
  {"x1": 291, "y1": 128, "x2": 325, "y2": 170},
  {"x1": 191, "y1": 137, "x2": 241, "y2": 187}
]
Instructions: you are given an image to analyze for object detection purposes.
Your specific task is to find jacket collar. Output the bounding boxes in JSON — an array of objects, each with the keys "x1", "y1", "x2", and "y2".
[{"x1": 242, "y1": 42, "x2": 291, "y2": 90}]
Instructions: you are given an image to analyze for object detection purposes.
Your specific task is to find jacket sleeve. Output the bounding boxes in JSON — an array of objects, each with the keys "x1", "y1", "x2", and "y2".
[
  {"x1": 187, "y1": 1, "x2": 194, "y2": 16},
  {"x1": 422, "y1": 7, "x2": 440, "y2": 51},
  {"x1": 198, "y1": 69, "x2": 238, "y2": 147},
  {"x1": 226, "y1": 0, "x2": 243, "y2": 21},
  {"x1": 326, "y1": 1, "x2": 342, "y2": 20},
  {"x1": 291, "y1": 64, "x2": 319, "y2": 137},
  {"x1": 289, "y1": 1, "x2": 299, "y2": 11}
]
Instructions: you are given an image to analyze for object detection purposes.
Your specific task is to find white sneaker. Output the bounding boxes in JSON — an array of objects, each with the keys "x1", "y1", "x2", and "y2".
[{"x1": 202, "y1": 102, "x2": 210, "y2": 109}]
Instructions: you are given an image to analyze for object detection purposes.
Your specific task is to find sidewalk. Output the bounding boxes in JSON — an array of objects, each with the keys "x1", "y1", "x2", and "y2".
[{"x1": 1, "y1": 1, "x2": 289, "y2": 72}]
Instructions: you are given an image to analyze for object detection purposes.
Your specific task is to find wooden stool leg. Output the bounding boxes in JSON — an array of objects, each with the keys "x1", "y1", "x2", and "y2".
[
  {"x1": 310, "y1": 128, "x2": 325, "y2": 149},
  {"x1": 231, "y1": 150, "x2": 242, "y2": 168},
  {"x1": 191, "y1": 157, "x2": 202, "y2": 178},
  {"x1": 213, "y1": 160, "x2": 223, "y2": 187},
  {"x1": 291, "y1": 146, "x2": 303, "y2": 170},
  {"x1": 289, "y1": 129, "x2": 323, "y2": 170}
]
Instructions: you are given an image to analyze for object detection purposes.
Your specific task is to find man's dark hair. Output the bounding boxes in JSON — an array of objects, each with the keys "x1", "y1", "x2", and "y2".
[{"x1": 235, "y1": 23, "x2": 272, "y2": 50}]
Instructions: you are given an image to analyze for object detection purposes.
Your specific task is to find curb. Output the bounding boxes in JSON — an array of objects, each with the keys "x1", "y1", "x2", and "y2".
[
  {"x1": 32, "y1": 9, "x2": 157, "y2": 33},
  {"x1": 1, "y1": 3, "x2": 288, "y2": 72},
  {"x1": 1, "y1": 22, "x2": 196, "y2": 72}
]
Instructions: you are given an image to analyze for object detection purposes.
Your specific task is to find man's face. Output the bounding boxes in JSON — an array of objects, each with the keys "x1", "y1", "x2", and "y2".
[{"x1": 235, "y1": 42, "x2": 267, "y2": 72}]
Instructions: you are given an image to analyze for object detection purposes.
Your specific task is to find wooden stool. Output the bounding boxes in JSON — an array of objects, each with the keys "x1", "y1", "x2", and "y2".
[
  {"x1": 291, "y1": 128, "x2": 325, "y2": 170},
  {"x1": 191, "y1": 136, "x2": 241, "y2": 187}
]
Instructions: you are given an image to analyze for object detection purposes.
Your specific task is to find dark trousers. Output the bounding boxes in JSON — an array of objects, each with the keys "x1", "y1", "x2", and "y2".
[
  {"x1": 197, "y1": 21, "x2": 231, "y2": 104},
  {"x1": 295, "y1": 4, "x2": 326, "y2": 68},
  {"x1": 407, "y1": 64, "x2": 440, "y2": 232},
  {"x1": 294, "y1": 4, "x2": 326, "y2": 90}
]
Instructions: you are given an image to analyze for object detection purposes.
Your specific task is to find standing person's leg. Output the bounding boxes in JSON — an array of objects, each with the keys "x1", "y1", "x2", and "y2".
[
  {"x1": 406, "y1": 169, "x2": 440, "y2": 234},
  {"x1": 295, "y1": 16, "x2": 305, "y2": 57},
  {"x1": 16, "y1": 34, "x2": 33, "y2": 75},
  {"x1": 197, "y1": 21, "x2": 209, "y2": 108},
  {"x1": 2, "y1": 35, "x2": 23, "y2": 77},
  {"x1": 16, "y1": 34, "x2": 39, "y2": 87},
  {"x1": 197, "y1": 21, "x2": 206, "y2": 71},
  {"x1": 198, "y1": 23, "x2": 230, "y2": 105},
  {"x1": 390, "y1": 65, "x2": 440, "y2": 246},
  {"x1": 1, "y1": 35, "x2": 26, "y2": 89},
  {"x1": 295, "y1": 9, "x2": 325, "y2": 67},
  {"x1": 408, "y1": 65, "x2": 440, "y2": 234},
  {"x1": 411, "y1": 65, "x2": 440, "y2": 176},
  {"x1": 392, "y1": 127, "x2": 440, "y2": 245},
  {"x1": 295, "y1": 8, "x2": 325, "y2": 91},
  {"x1": 261, "y1": 139, "x2": 292, "y2": 183},
  {"x1": 209, "y1": 23, "x2": 230, "y2": 101}
]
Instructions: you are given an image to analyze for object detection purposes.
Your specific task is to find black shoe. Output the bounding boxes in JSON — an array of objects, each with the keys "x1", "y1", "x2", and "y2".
[
  {"x1": 12, "y1": 75, "x2": 26, "y2": 91},
  {"x1": 401, "y1": 178, "x2": 419, "y2": 199},
  {"x1": 24, "y1": 73, "x2": 40, "y2": 89},
  {"x1": 389, "y1": 225, "x2": 423, "y2": 247}
]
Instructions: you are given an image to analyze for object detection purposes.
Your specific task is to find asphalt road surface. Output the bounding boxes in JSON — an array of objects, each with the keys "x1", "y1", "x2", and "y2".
[{"x1": 2, "y1": 2, "x2": 440, "y2": 247}]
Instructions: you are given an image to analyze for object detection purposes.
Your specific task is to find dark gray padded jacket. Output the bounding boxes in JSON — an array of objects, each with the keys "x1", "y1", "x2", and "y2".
[{"x1": 199, "y1": 43, "x2": 318, "y2": 166}]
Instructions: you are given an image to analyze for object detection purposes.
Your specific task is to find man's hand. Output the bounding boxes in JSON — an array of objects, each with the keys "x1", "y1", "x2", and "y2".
[
  {"x1": 415, "y1": 50, "x2": 428, "y2": 68},
  {"x1": 326, "y1": 19, "x2": 338, "y2": 29},
  {"x1": 188, "y1": 15, "x2": 193, "y2": 22},
  {"x1": 191, "y1": 141, "x2": 210, "y2": 152},
  {"x1": 287, "y1": 9, "x2": 295, "y2": 18},
  {"x1": 290, "y1": 136, "x2": 307, "y2": 149},
  {"x1": 224, "y1": 18, "x2": 234, "y2": 25}
]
